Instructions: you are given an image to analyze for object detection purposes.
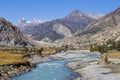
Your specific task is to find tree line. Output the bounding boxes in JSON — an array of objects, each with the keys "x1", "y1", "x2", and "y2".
[{"x1": 90, "y1": 39, "x2": 120, "y2": 54}]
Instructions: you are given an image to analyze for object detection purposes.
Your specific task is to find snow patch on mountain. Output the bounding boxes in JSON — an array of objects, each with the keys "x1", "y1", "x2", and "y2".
[{"x1": 26, "y1": 18, "x2": 46, "y2": 24}]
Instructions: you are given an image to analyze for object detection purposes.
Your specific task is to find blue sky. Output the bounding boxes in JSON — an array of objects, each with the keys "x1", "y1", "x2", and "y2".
[{"x1": 0, "y1": 0, "x2": 120, "y2": 24}]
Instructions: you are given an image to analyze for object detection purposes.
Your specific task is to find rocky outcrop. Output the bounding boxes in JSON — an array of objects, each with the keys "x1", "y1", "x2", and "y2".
[
  {"x1": 0, "y1": 17, "x2": 31, "y2": 47},
  {"x1": 0, "y1": 63, "x2": 34, "y2": 80}
]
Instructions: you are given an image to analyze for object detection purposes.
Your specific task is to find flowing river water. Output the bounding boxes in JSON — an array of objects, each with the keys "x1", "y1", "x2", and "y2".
[{"x1": 12, "y1": 51, "x2": 100, "y2": 80}]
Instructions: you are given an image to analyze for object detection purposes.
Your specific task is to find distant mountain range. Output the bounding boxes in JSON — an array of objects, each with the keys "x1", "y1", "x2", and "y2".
[
  {"x1": 1, "y1": 7, "x2": 120, "y2": 49},
  {"x1": 17, "y1": 10, "x2": 103, "y2": 42},
  {"x1": 56, "y1": 7, "x2": 120, "y2": 49},
  {"x1": 17, "y1": 18, "x2": 47, "y2": 31}
]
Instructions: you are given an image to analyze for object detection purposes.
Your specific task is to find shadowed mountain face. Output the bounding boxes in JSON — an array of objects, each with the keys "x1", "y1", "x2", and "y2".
[
  {"x1": 17, "y1": 10, "x2": 95, "y2": 42},
  {"x1": 0, "y1": 18, "x2": 31, "y2": 47},
  {"x1": 56, "y1": 7, "x2": 120, "y2": 49}
]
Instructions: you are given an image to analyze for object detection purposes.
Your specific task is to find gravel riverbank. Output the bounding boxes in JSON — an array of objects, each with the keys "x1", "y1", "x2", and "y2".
[{"x1": 66, "y1": 58, "x2": 120, "y2": 80}]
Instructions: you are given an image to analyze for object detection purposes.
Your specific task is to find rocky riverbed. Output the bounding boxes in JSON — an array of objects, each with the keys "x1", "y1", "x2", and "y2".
[{"x1": 66, "y1": 58, "x2": 120, "y2": 80}]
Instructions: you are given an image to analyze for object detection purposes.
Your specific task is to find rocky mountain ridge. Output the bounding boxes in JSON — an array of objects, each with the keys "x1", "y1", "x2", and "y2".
[
  {"x1": 0, "y1": 17, "x2": 31, "y2": 47},
  {"x1": 18, "y1": 10, "x2": 97, "y2": 41}
]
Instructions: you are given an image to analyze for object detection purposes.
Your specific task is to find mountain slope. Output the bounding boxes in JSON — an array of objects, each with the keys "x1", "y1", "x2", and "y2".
[
  {"x1": 55, "y1": 7, "x2": 120, "y2": 49},
  {"x1": 0, "y1": 17, "x2": 31, "y2": 47},
  {"x1": 20, "y1": 10, "x2": 95, "y2": 41},
  {"x1": 81, "y1": 7, "x2": 120, "y2": 35}
]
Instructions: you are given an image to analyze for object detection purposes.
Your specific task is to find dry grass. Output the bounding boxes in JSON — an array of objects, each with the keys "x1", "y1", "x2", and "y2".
[
  {"x1": 107, "y1": 52, "x2": 120, "y2": 73},
  {"x1": 0, "y1": 46, "x2": 58, "y2": 55},
  {"x1": 0, "y1": 51, "x2": 27, "y2": 65},
  {"x1": 101, "y1": 52, "x2": 120, "y2": 73},
  {"x1": 0, "y1": 47, "x2": 59, "y2": 65},
  {"x1": 107, "y1": 52, "x2": 120, "y2": 58},
  {"x1": 42, "y1": 48, "x2": 57, "y2": 56},
  {"x1": 103, "y1": 64, "x2": 120, "y2": 73}
]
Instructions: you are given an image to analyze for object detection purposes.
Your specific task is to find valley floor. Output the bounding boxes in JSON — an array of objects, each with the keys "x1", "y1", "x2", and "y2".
[{"x1": 1, "y1": 49, "x2": 120, "y2": 80}]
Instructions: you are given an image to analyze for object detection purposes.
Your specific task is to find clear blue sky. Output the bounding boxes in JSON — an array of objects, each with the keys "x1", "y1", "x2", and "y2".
[{"x1": 0, "y1": 0, "x2": 120, "y2": 24}]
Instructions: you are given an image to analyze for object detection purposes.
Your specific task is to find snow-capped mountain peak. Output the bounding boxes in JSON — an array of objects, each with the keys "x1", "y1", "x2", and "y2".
[
  {"x1": 26, "y1": 18, "x2": 46, "y2": 24},
  {"x1": 16, "y1": 18, "x2": 47, "y2": 30},
  {"x1": 18, "y1": 18, "x2": 26, "y2": 24},
  {"x1": 21, "y1": 17, "x2": 25, "y2": 20}
]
